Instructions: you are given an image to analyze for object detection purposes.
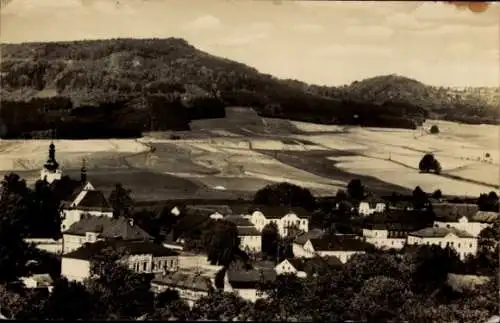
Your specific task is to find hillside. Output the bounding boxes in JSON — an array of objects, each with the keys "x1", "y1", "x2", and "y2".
[{"x1": 0, "y1": 38, "x2": 497, "y2": 139}]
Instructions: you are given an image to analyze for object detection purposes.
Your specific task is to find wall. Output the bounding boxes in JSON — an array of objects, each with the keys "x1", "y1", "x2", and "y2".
[
  {"x1": 24, "y1": 238, "x2": 62, "y2": 255},
  {"x1": 407, "y1": 234, "x2": 478, "y2": 260},
  {"x1": 365, "y1": 237, "x2": 406, "y2": 250},
  {"x1": 61, "y1": 210, "x2": 113, "y2": 232},
  {"x1": 317, "y1": 250, "x2": 364, "y2": 263},
  {"x1": 239, "y1": 235, "x2": 261, "y2": 253},
  {"x1": 61, "y1": 257, "x2": 91, "y2": 282},
  {"x1": 433, "y1": 221, "x2": 490, "y2": 237}
]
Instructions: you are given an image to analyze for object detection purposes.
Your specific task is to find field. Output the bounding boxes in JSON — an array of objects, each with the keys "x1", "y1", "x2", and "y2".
[{"x1": 0, "y1": 108, "x2": 497, "y2": 200}]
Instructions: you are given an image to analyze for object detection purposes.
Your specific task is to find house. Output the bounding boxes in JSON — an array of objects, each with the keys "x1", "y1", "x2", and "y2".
[
  {"x1": 224, "y1": 263, "x2": 276, "y2": 303},
  {"x1": 20, "y1": 274, "x2": 54, "y2": 293},
  {"x1": 292, "y1": 228, "x2": 325, "y2": 257},
  {"x1": 62, "y1": 216, "x2": 153, "y2": 254},
  {"x1": 433, "y1": 211, "x2": 499, "y2": 237},
  {"x1": 60, "y1": 182, "x2": 114, "y2": 232},
  {"x1": 298, "y1": 236, "x2": 372, "y2": 263},
  {"x1": 61, "y1": 240, "x2": 179, "y2": 282},
  {"x1": 358, "y1": 197, "x2": 387, "y2": 216},
  {"x1": 275, "y1": 257, "x2": 343, "y2": 278},
  {"x1": 362, "y1": 222, "x2": 425, "y2": 250},
  {"x1": 407, "y1": 227, "x2": 478, "y2": 260},
  {"x1": 224, "y1": 215, "x2": 262, "y2": 253},
  {"x1": 209, "y1": 212, "x2": 225, "y2": 220},
  {"x1": 23, "y1": 238, "x2": 62, "y2": 255},
  {"x1": 151, "y1": 270, "x2": 215, "y2": 307},
  {"x1": 246, "y1": 206, "x2": 310, "y2": 237}
]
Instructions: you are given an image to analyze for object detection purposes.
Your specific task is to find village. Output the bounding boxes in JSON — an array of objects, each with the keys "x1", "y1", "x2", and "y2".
[{"x1": 0, "y1": 141, "x2": 495, "y2": 321}]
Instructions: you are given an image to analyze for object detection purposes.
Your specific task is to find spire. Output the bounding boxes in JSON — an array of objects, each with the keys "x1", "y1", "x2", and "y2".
[
  {"x1": 44, "y1": 141, "x2": 59, "y2": 171},
  {"x1": 81, "y1": 158, "x2": 87, "y2": 184}
]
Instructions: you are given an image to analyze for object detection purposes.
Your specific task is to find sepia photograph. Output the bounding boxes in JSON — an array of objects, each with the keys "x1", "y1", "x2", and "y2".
[{"x1": 0, "y1": 0, "x2": 498, "y2": 321}]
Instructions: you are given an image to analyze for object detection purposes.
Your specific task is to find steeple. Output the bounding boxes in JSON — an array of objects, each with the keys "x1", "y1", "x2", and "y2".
[
  {"x1": 43, "y1": 141, "x2": 59, "y2": 171},
  {"x1": 81, "y1": 158, "x2": 87, "y2": 184}
]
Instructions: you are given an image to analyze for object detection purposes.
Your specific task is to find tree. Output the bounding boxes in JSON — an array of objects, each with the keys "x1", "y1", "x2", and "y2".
[
  {"x1": 349, "y1": 276, "x2": 412, "y2": 322},
  {"x1": 412, "y1": 186, "x2": 429, "y2": 210},
  {"x1": 430, "y1": 125, "x2": 440, "y2": 134},
  {"x1": 418, "y1": 153, "x2": 441, "y2": 174},
  {"x1": 347, "y1": 179, "x2": 365, "y2": 200},
  {"x1": 108, "y1": 183, "x2": 134, "y2": 218},
  {"x1": 190, "y1": 291, "x2": 252, "y2": 321},
  {"x1": 261, "y1": 222, "x2": 279, "y2": 261},
  {"x1": 85, "y1": 246, "x2": 154, "y2": 320},
  {"x1": 432, "y1": 189, "x2": 443, "y2": 199},
  {"x1": 43, "y1": 278, "x2": 97, "y2": 320},
  {"x1": 253, "y1": 182, "x2": 316, "y2": 211},
  {"x1": 29, "y1": 180, "x2": 62, "y2": 239},
  {"x1": 201, "y1": 220, "x2": 239, "y2": 267},
  {"x1": 149, "y1": 289, "x2": 190, "y2": 321},
  {"x1": 477, "y1": 191, "x2": 499, "y2": 212}
]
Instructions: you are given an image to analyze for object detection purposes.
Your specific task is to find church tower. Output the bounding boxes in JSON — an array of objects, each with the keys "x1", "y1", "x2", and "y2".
[{"x1": 40, "y1": 142, "x2": 63, "y2": 184}]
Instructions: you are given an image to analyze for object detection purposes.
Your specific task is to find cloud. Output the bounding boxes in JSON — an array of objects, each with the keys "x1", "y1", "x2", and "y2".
[
  {"x1": 344, "y1": 25, "x2": 394, "y2": 40},
  {"x1": 293, "y1": 23, "x2": 324, "y2": 33},
  {"x1": 218, "y1": 31, "x2": 269, "y2": 46},
  {"x1": 312, "y1": 43, "x2": 392, "y2": 58},
  {"x1": 385, "y1": 12, "x2": 434, "y2": 30},
  {"x1": 183, "y1": 15, "x2": 221, "y2": 31}
]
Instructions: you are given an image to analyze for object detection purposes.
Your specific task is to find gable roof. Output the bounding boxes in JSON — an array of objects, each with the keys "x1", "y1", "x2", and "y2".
[
  {"x1": 409, "y1": 227, "x2": 474, "y2": 239},
  {"x1": 251, "y1": 206, "x2": 311, "y2": 219},
  {"x1": 152, "y1": 272, "x2": 213, "y2": 293},
  {"x1": 23, "y1": 273, "x2": 53, "y2": 286},
  {"x1": 75, "y1": 190, "x2": 113, "y2": 211},
  {"x1": 64, "y1": 216, "x2": 152, "y2": 241},
  {"x1": 224, "y1": 215, "x2": 254, "y2": 227},
  {"x1": 237, "y1": 226, "x2": 261, "y2": 236},
  {"x1": 294, "y1": 228, "x2": 325, "y2": 245},
  {"x1": 308, "y1": 236, "x2": 372, "y2": 252},
  {"x1": 227, "y1": 266, "x2": 276, "y2": 288},
  {"x1": 63, "y1": 240, "x2": 179, "y2": 260}
]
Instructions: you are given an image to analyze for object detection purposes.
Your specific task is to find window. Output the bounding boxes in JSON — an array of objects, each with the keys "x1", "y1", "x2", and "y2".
[
  {"x1": 458, "y1": 243, "x2": 461, "y2": 248},
  {"x1": 143, "y1": 262, "x2": 147, "y2": 271},
  {"x1": 469, "y1": 243, "x2": 472, "y2": 248}
]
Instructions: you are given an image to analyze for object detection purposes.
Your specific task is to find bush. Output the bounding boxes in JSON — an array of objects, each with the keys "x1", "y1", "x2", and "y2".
[{"x1": 430, "y1": 125, "x2": 440, "y2": 134}]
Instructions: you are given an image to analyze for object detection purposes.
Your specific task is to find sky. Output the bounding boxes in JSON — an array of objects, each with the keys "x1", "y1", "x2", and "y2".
[{"x1": 1, "y1": 0, "x2": 499, "y2": 87}]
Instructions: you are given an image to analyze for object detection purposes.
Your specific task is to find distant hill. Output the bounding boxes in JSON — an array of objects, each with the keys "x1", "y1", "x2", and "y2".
[{"x1": 0, "y1": 38, "x2": 497, "y2": 139}]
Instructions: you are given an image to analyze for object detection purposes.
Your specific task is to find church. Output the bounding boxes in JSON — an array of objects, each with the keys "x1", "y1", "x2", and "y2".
[{"x1": 40, "y1": 142, "x2": 114, "y2": 232}]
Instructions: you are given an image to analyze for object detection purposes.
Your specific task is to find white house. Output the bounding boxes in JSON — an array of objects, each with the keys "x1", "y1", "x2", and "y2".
[
  {"x1": 433, "y1": 211, "x2": 499, "y2": 237},
  {"x1": 298, "y1": 237, "x2": 371, "y2": 263},
  {"x1": 60, "y1": 182, "x2": 114, "y2": 232},
  {"x1": 209, "y1": 212, "x2": 225, "y2": 220},
  {"x1": 292, "y1": 228, "x2": 326, "y2": 257},
  {"x1": 151, "y1": 270, "x2": 215, "y2": 307},
  {"x1": 62, "y1": 216, "x2": 153, "y2": 254},
  {"x1": 246, "y1": 207, "x2": 310, "y2": 237},
  {"x1": 223, "y1": 215, "x2": 262, "y2": 253},
  {"x1": 407, "y1": 227, "x2": 478, "y2": 260},
  {"x1": 61, "y1": 240, "x2": 180, "y2": 282},
  {"x1": 358, "y1": 198, "x2": 387, "y2": 216},
  {"x1": 224, "y1": 264, "x2": 276, "y2": 303},
  {"x1": 275, "y1": 257, "x2": 343, "y2": 278},
  {"x1": 20, "y1": 274, "x2": 54, "y2": 293},
  {"x1": 362, "y1": 223, "x2": 424, "y2": 250}
]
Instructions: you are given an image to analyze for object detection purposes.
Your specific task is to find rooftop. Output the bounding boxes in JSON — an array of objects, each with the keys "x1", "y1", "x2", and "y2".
[
  {"x1": 308, "y1": 236, "x2": 372, "y2": 252},
  {"x1": 76, "y1": 190, "x2": 113, "y2": 211},
  {"x1": 64, "y1": 216, "x2": 152, "y2": 241},
  {"x1": 152, "y1": 271, "x2": 214, "y2": 293},
  {"x1": 63, "y1": 240, "x2": 179, "y2": 260},
  {"x1": 224, "y1": 215, "x2": 254, "y2": 227},
  {"x1": 250, "y1": 206, "x2": 311, "y2": 219},
  {"x1": 237, "y1": 226, "x2": 261, "y2": 236},
  {"x1": 409, "y1": 227, "x2": 474, "y2": 239},
  {"x1": 294, "y1": 228, "x2": 325, "y2": 245}
]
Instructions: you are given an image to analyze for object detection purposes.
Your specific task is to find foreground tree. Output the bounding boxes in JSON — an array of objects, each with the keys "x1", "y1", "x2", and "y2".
[
  {"x1": 253, "y1": 182, "x2": 316, "y2": 211},
  {"x1": 261, "y1": 222, "x2": 279, "y2": 261},
  {"x1": 201, "y1": 220, "x2": 239, "y2": 267},
  {"x1": 190, "y1": 291, "x2": 252, "y2": 321},
  {"x1": 84, "y1": 247, "x2": 154, "y2": 320},
  {"x1": 477, "y1": 191, "x2": 499, "y2": 212},
  {"x1": 430, "y1": 125, "x2": 440, "y2": 134}
]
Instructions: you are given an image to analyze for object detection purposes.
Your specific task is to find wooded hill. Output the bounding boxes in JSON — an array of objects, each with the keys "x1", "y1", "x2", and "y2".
[{"x1": 0, "y1": 38, "x2": 497, "y2": 138}]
